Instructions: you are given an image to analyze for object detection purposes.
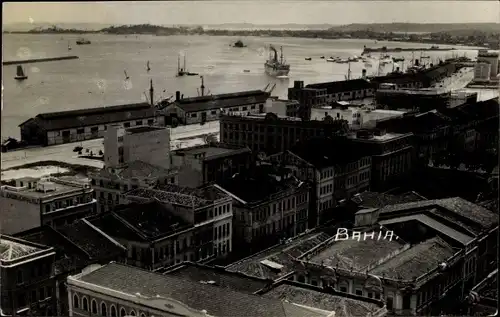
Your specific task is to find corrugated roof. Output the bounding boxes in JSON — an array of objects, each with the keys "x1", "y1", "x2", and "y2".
[
  {"x1": 76, "y1": 262, "x2": 330, "y2": 317},
  {"x1": 20, "y1": 103, "x2": 157, "y2": 131},
  {"x1": 175, "y1": 90, "x2": 270, "y2": 113}
]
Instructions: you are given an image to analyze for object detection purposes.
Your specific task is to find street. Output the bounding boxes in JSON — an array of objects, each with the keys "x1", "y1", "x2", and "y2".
[{"x1": 1, "y1": 122, "x2": 220, "y2": 170}]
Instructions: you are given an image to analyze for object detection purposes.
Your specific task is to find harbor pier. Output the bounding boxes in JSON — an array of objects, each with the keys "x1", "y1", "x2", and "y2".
[{"x1": 3, "y1": 56, "x2": 79, "y2": 65}]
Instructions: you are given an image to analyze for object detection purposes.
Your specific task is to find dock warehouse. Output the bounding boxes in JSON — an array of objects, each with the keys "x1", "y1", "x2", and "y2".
[{"x1": 19, "y1": 103, "x2": 164, "y2": 146}]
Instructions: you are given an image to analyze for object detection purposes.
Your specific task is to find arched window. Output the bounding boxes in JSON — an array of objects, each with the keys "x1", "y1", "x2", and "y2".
[
  {"x1": 82, "y1": 297, "x2": 89, "y2": 311},
  {"x1": 73, "y1": 294, "x2": 79, "y2": 309},
  {"x1": 129, "y1": 310, "x2": 136, "y2": 316},
  {"x1": 110, "y1": 305, "x2": 117, "y2": 317},
  {"x1": 92, "y1": 299, "x2": 98, "y2": 314},
  {"x1": 120, "y1": 308, "x2": 126, "y2": 317},
  {"x1": 140, "y1": 313, "x2": 146, "y2": 317},
  {"x1": 101, "y1": 302, "x2": 107, "y2": 316}
]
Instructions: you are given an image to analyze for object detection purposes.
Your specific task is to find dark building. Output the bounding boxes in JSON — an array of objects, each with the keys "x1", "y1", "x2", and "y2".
[
  {"x1": 220, "y1": 112, "x2": 349, "y2": 155},
  {"x1": 19, "y1": 103, "x2": 162, "y2": 146},
  {"x1": 347, "y1": 129, "x2": 414, "y2": 191},
  {"x1": 1, "y1": 235, "x2": 56, "y2": 317},
  {"x1": 280, "y1": 138, "x2": 372, "y2": 226},
  {"x1": 171, "y1": 143, "x2": 253, "y2": 188},
  {"x1": 288, "y1": 79, "x2": 375, "y2": 120},
  {"x1": 215, "y1": 164, "x2": 310, "y2": 253},
  {"x1": 163, "y1": 90, "x2": 269, "y2": 125},
  {"x1": 14, "y1": 222, "x2": 126, "y2": 316}
]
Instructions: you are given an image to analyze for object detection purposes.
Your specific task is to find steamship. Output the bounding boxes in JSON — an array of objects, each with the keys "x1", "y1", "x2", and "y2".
[{"x1": 264, "y1": 45, "x2": 290, "y2": 77}]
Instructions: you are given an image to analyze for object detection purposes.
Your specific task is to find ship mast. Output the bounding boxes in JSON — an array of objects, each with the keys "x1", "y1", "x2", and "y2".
[
  {"x1": 149, "y1": 79, "x2": 154, "y2": 107},
  {"x1": 280, "y1": 46, "x2": 284, "y2": 64},
  {"x1": 200, "y1": 76, "x2": 205, "y2": 97}
]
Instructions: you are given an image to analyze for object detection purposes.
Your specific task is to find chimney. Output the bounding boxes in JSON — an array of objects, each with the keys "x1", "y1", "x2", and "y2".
[
  {"x1": 175, "y1": 91, "x2": 180, "y2": 101},
  {"x1": 181, "y1": 94, "x2": 184, "y2": 99}
]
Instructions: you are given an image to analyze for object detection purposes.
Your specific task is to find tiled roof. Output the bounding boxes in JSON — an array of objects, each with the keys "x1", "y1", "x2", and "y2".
[
  {"x1": 89, "y1": 213, "x2": 144, "y2": 242},
  {"x1": 56, "y1": 219, "x2": 125, "y2": 260},
  {"x1": 290, "y1": 138, "x2": 366, "y2": 168},
  {"x1": 156, "y1": 184, "x2": 229, "y2": 201},
  {"x1": 226, "y1": 232, "x2": 331, "y2": 280},
  {"x1": 22, "y1": 103, "x2": 157, "y2": 131},
  {"x1": 0, "y1": 235, "x2": 48, "y2": 261},
  {"x1": 351, "y1": 191, "x2": 426, "y2": 209},
  {"x1": 111, "y1": 201, "x2": 192, "y2": 241},
  {"x1": 306, "y1": 79, "x2": 374, "y2": 94},
  {"x1": 369, "y1": 237, "x2": 454, "y2": 280},
  {"x1": 76, "y1": 262, "x2": 330, "y2": 317},
  {"x1": 377, "y1": 197, "x2": 499, "y2": 234},
  {"x1": 164, "y1": 262, "x2": 271, "y2": 294},
  {"x1": 96, "y1": 161, "x2": 177, "y2": 180},
  {"x1": 175, "y1": 90, "x2": 270, "y2": 113},
  {"x1": 262, "y1": 282, "x2": 382, "y2": 317},
  {"x1": 217, "y1": 166, "x2": 304, "y2": 204},
  {"x1": 305, "y1": 230, "x2": 406, "y2": 271},
  {"x1": 15, "y1": 226, "x2": 90, "y2": 275}
]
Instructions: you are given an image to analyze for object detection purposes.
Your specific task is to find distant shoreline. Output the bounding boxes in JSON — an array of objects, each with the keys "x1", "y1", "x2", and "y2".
[{"x1": 3, "y1": 24, "x2": 499, "y2": 49}]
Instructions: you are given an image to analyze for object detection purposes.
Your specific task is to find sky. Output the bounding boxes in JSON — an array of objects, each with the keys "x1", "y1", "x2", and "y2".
[{"x1": 3, "y1": 1, "x2": 500, "y2": 26}]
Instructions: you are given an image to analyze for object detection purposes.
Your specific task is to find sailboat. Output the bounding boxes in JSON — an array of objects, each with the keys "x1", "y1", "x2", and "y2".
[
  {"x1": 146, "y1": 61, "x2": 151, "y2": 72},
  {"x1": 124, "y1": 70, "x2": 130, "y2": 80},
  {"x1": 176, "y1": 54, "x2": 198, "y2": 77},
  {"x1": 15, "y1": 65, "x2": 28, "y2": 81},
  {"x1": 68, "y1": 41, "x2": 72, "y2": 51}
]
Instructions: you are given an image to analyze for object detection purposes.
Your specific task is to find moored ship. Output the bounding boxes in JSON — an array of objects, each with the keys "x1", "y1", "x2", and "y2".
[
  {"x1": 264, "y1": 45, "x2": 290, "y2": 77},
  {"x1": 76, "y1": 38, "x2": 91, "y2": 45}
]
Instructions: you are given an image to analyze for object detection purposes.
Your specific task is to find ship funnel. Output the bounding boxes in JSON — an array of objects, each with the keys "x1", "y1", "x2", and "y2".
[
  {"x1": 396, "y1": 67, "x2": 400, "y2": 72},
  {"x1": 361, "y1": 69, "x2": 367, "y2": 79},
  {"x1": 176, "y1": 91, "x2": 180, "y2": 101},
  {"x1": 414, "y1": 59, "x2": 420, "y2": 66}
]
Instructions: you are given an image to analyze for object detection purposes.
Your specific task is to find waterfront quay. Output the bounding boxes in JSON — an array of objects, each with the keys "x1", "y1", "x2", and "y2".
[{"x1": 2, "y1": 55, "x2": 79, "y2": 65}]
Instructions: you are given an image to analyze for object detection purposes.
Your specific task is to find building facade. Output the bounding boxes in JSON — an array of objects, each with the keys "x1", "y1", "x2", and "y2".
[
  {"x1": 104, "y1": 125, "x2": 171, "y2": 169},
  {"x1": 1, "y1": 235, "x2": 56, "y2": 317},
  {"x1": 19, "y1": 103, "x2": 163, "y2": 146},
  {"x1": 163, "y1": 90, "x2": 269, "y2": 125},
  {"x1": 122, "y1": 184, "x2": 233, "y2": 266},
  {"x1": 216, "y1": 165, "x2": 310, "y2": 252},
  {"x1": 220, "y1": 112, "x2": 349, "y2": 155},
  {"x1": 474, "y1": 62, "x2": 492, "y2": 82},
  {"x1": 477, "y1": 50, "x2": 499, "y2": 79},
  {"x1": 90, "y1": 161, "x2": 178, "y2": 213},
  {"x1": 171, "y1": 143, "x2": 253, "y2": 188},
  {"x1": 0, "y1": 176, "x2": 96, "y2": 235}
]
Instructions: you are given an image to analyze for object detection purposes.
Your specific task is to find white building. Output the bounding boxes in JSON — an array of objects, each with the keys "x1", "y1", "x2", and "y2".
[
  {"x1": 104, "y1": 125, "x2": 171, "y2": 169},
  {"x1": 311, "y1": 105, "x2": 406, "y2": 129},
  {"x1": 474, "y1": 62, "x2": 492, "y2": 82},
  {"x1": 0, "y1": 176, "x2": 95, "y2": 234},
  {"x1": 477, "y1": 50, "x2": 499, "y2": 79}
]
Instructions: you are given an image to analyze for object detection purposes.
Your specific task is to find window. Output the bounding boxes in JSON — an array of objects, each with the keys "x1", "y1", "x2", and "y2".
[
  {"x1": 297, "y1": 275, "x2": 306, "y2": 283},
  {"x1": 340, "y1": 286, "x2": 347, "y2": 292},
  {"x1": 211, "y1": 110, "x2": 217, "y2": 115},
  {"x1": 82, "y1": 297, "x2": 88, "y2": 311},
  {"x1": 111, "y1": 305, "x2": 117, "y2": 317},
  {"x1": 120, "y1": 308, "x2": 126, "y2": 317},
  {"x1": 73, "y1": 294, "x2": 79, "y2": 308},
  {"x1": 39, "y1": 287, "x2": 45, "y2": 300},
  {"x1": 18, "y1": 293, "x2": 26, "y2": 307},
  {"x1": 77, "y1": 128, "x2": 84, "y2": 134},
  {"x1": 101, "y1": 303, "x2": 108, "y2": 317},
  {"x1": 147, "y1": 119, "x2": 154, "y2": 125},
  {"x1": 130, "y1": 311, "x2": 136, "y2": 316},
  {"x1": 386, "y1": 297, "x2": 394, "y2": 310},
  {"x1": 92, "y1": 299, "x2": 98, "y2": 314},
  {"x1": 140, "y1": 314, "x2": 146, "y2": 317},
  {"x1": 135, "y1": 120, "x2": 142, "y2": 126},
  {"x1": 124, "y1": 122, "x2": 130, "y2": 128},
  {"x1": 31, "y1": 290, "x2": 37, "y2": 302},
  {"x1": 17, "y1": 270, "x2": 23, "y2": 284},
  {"x1": 355, "y1": 289, "x2": 363, "y2": 296}
]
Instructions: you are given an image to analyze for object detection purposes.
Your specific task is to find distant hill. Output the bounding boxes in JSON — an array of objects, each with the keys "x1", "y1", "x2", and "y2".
[
  {"x1": 3, "y1": 22, "x2": 112, "y2": 32},
  {"x1": 327, "y1": 23, "x2": 500, "y2": 33}
]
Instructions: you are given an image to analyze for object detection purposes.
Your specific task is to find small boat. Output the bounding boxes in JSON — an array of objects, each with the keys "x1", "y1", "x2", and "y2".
[
  {"x1": 14, "y1": 65, "x2": 28, "y2": 80},
  {"x1": 176, "y1": 54, "x2": 199, "y2": 77},
  {"x1": 421, "y1": 55, "x2": 431, "y2": 59},
  {"x1": 320, "y1": 56, "x2": 325, "y2": 59},
  {"x1": 336, "y1": 59, "x2": 349, "y2": 64},
  {"x1": 76, "y1": 38, "x2": 91, "y2": 45},
  {"x1": 326, "y1": 58, "x2": 336, "y2": 62},
  {"x1": 392, "y1": 57, "x2": 405, "y2": 62},
  {"x1": 233, "y1": 40, "x2": 247, "y2": 48},
  {"x1": 243, "y1": 69, "x2": 250, "y2": 73},
  {"x1": 146, "y1": 61, "x2": 151, "y2": 72},
  {"x1": 276, "y1": 75, "x2": 289, "y2": 79},
  {"x1": 68, "y1": 41, "x2": 72, "y2": 51},
  {"x1": 305, "y1": 57, "x2": 312, "y2": 61},
  {"x1": 124, "y1": 70, "x2": 130, "y2": 80}
]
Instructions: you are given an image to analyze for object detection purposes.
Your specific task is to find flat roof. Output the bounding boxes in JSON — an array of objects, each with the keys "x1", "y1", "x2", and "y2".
[
  {"x1": 306, "y1": 231, "x2": 406, "y2": 271},
  {"x1": 175, "y1": 90, "x2": 269, "y2": 113},
  {"x1": 1, "y1": 181, "x2": 82, "y2": 199},
  {"x1": 164, "y1": 262, "x2": 270, "y2": 294},
  {"x1": 368, "y1": 237, "x2": 454, "y2": 280},
  {"x1": 73, "y1": 262, "x2": 329, "y2": 317},
  {"x1": 95, "y1": 160, "x2": 177, "y2": 181},
  {"x1": 347, "y1": 131, "x2": 409, "y2": 142},
  {"x1": 226, "y1": 232, "x2": 331, "y2": 280},
  {"x1": 174, "y1": 144, "x2": 251, "y2": 160}
]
